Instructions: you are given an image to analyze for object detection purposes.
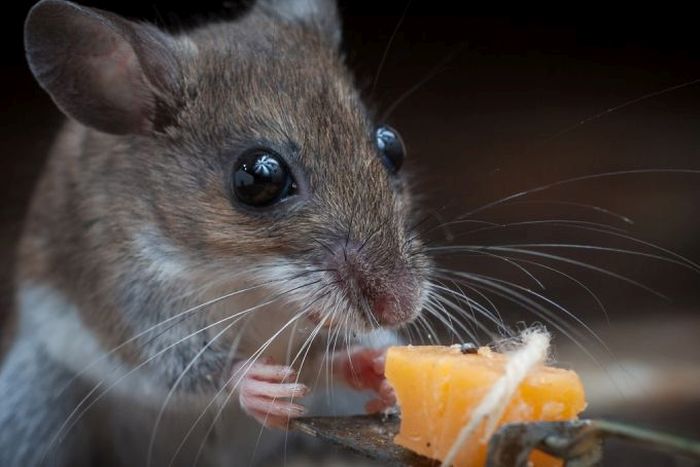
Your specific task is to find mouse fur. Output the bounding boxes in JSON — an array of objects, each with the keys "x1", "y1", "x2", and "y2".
[{"x1": 1, "y1": 1, "x2": 431, "y2": 465}]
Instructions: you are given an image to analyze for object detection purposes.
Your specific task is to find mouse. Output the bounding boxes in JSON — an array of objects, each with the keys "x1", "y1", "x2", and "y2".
[{"x1": 0, "y1": 0, "x2": 431, "y2": 465}]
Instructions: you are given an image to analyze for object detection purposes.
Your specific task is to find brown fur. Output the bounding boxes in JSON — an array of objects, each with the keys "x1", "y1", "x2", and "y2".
[
  {"x1": 19, "y1": 1, "x2": 429, "y2": 364},
  {"x1": 5, "y1": 1, "x2": 431, "y2": 465}
]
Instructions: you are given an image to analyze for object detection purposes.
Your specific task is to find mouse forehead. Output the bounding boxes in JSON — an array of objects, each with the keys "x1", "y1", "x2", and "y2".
[
  {"x1": 186, "y1": 18, "x2": 372, "y2": 144},
  {"x1": 183, "y1": 18, "x2": 398, "y2": 210}
]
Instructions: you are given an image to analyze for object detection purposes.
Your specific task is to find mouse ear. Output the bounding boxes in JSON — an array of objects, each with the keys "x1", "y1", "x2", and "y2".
[
  {"x1": 24, "y1": 0, "x2": 182, "y2": 135},
  {"x1": 257, "y1": 0, "x2": 341, "y2": 46}
]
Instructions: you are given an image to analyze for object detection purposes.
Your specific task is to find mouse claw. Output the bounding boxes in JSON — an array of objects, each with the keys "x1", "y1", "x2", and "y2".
[
  {"x1": 335, "y1": 347, "x2": 386, "y2": 391},
  {"x1": 334, "y1": 347, "x2": 397, "y2": 412},
  {"x1": 231, "y1": 358, "x2": 309, "y2": 430},
  {"x1": 365, "y1": 379, "x2": 397, "y2": 414}
]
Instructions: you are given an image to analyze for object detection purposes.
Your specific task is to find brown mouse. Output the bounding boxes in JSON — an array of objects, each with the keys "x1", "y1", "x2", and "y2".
[{"x1": 0, "y1": 0, "x2": 431, "y2": 465}]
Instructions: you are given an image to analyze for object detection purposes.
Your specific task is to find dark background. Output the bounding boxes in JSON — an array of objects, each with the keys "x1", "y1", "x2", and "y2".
[{"x1": 2, "y1": 1, "x2": 700, "y2": 465}]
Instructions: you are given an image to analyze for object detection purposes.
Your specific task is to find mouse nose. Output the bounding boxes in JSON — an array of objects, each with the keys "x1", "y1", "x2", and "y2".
[
  {"x1": 369, "y1": 292, "x2": 411, "y2": 326},
  {"x1": 327, "y1": 242, "x2": 421, "y2": 326}
]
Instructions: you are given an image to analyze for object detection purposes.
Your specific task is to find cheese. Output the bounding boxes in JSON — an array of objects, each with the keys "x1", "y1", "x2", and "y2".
[{"x1": 385, "y1": 345, "x2": 586, "y2": 466}]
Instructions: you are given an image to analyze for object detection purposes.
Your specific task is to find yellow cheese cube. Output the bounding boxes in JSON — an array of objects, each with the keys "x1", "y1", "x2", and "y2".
[{"x1": 385, "y1": 345, "x2": 586, "y2": 467}]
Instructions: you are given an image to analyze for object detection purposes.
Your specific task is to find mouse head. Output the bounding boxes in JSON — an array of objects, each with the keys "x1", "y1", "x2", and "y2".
[{"x1": 24, "y1": 0, "x2": 431, "y2": 344}]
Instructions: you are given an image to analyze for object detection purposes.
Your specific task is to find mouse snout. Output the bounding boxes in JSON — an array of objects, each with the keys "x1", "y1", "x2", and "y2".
[
  {"x1": 369, "y1": 291, "x2": 416, "y2": 326},
  {"x1": 325, "y1": 241, "x2": 422, "y2": 327}
]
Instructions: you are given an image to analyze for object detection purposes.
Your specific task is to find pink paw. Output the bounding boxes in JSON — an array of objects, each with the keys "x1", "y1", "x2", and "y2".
[
  {"x1": 232, "y1": 357, "x2": 309, "y2": 429},
  {"x1": 335, "y1": 347, "x2": 397, "y2": 413}
]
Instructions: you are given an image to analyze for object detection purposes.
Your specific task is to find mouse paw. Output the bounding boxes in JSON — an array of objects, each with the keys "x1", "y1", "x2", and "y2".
[
  {"x1": 231, "y1": 358, "x2": 309, "y2": 429},
  {"x1": 335, "y1": 347, "x2": 396, "y2": 413}
]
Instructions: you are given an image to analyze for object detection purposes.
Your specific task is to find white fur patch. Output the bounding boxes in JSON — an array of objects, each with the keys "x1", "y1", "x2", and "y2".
[
  {"x1": 132, "y1": 228, "x2": 191, "y2": 282},
  {"x1": 272, "y1": 0, "x2": 325, "y2": 21},
  {"x1": 16, "y1": 283, "x2": 164, "y2": 401},
  {"x1": 177, "y1": 36, "x2": 199, "y2": 56},
  {"x1": 18, "y1": 283, "x2": 110, "y2": 372},
  {"x1": 357, "y1": 328, "x2": 402, "y2": 348}
]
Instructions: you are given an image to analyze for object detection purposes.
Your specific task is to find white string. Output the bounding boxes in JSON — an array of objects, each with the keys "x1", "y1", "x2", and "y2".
[{"x1": 440, "y1": 329, "x2": 551, "y2": 467}]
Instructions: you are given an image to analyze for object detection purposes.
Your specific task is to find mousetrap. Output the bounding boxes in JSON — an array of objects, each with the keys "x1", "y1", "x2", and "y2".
[{"x1": 291, "y1": 414, "x2": 700, "y2": 466}]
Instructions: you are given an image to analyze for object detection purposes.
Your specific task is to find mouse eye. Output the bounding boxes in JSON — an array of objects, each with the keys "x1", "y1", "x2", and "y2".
[
  {"x1": 232, "y1": 150, "x2": 296, "y2": 207},
  {"x1": 375, "y1": 125, "x2": 405, "y2": 173}
]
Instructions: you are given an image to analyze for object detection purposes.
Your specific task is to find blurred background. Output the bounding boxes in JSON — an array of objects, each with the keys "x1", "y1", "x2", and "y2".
[{"x1": 2, "y1": 1, "x2": 699, "y2": 465}]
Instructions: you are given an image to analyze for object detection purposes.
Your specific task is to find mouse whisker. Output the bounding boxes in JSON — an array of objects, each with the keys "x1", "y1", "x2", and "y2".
[
  {"x1": 258, "y1": 308, "x2": 331, "y2": 463},
  {"x1": 422, "y1": 289, "x2": 466, "y2": 343},
  {"x1": 334, "y1": 305, "x2": 350, "y2": 397},
  {"x1": 369, "y1": 0, "x2": 412, "y2": 96},
  {"x1": 44, "y1": 279, "x2": 322, "y2": 463},
  {"x1": 444, "y1": 277, "x2": 504, "y2": 325},
  {"x1": 291, "y1": 312, "x2": 330, "y2": 386},
  {"x1": 456, "y1": 169, "x2": 700, "y2": 221},
  {"x1": 432, "y1": 218, "x2": 629, "y2": 242},
  {"x1": 359, "y1": 298, "x2": 382, "y2": 332},
  {"x1": 440, "y1": 245, "x2": 547, "y2": 290},
  {"x1": 504, "y1": 257, "x2": 611, "y2": 324},
  {"x1": 435, "y1": 268, "x2": 642, "y2": 398},
  {"x1": 408, "y1": 219, "x2": 500, "y2": 247},
  {"x1": 417, "y1": 315, "x2": 437, "y2": 345},
  {"x1": 434, "y1": 284, "x2": 491, "y2": 340},
  {"x1": 502, "y1": 199, "x2": 636, "y2": 226},
  {"x1": 317, "y1": 301, "x2": 342, "y2": 407},
  {"x1": 426, "y1": 281, "x2": 500, "y2": 342},
  {"x1": 416, "y1": 313, "x2": 439, "y2": 344},
  {"x1": 427, "y1": 217, "x2": 700, "y2": 273},
  {"x1": 423, "y1": 220, "x2": 684, "y2": 337},
  {"x1": 332, "y1": 305, "x2": 353, "y2": 402},
  {"x1": 53, "y1": 271, "x2": 321, "y2": 401},
  {"x1": 408, "y1": 318, "x2": 426, "y2": 345},
  {"x1": 437, "y1": 269, "x2": 598, "y2": 343},
  {"x1": 170, "y1": 287, "x2": 334, "y2": 467},
  {"x1": 403, "y1": 202, "x2": 457, "y2": 245},
  {"x1": 412, "y1": 308, "x2": 440, "y2": 345},
  {"x1": 380, "y1": 44, "x2": 464, "y2": 122},
  {"x1": 419, "y1": 203, "x2": 686, "y2": 347},
  {"x1": 427, "y1": 279, "x2": 504, "y2": 332},
  {"x1": 421, "y1": 301, "x2": 468, "y2": 344},
  {"x1": 500, "y1": 241, "x2": 699, "y2": 273},
  {"x1": 435, "y1": 269, "x2": 608, "y2": 365},
  {"x1": 270, "y1": 313, "x2": 333, "y2": 466},
  {"x1": 145, "y1": 311, "x2": 251, "y2": 467},
  {"x1": 192, "y1": 296, "x2": 334, "y2": 466},
  {"x1": 148, "y1": 306, "x2": 262, "y2": 466},
  {"x1": 431, "y1": 245, "x2": 669, "y2": 299}
]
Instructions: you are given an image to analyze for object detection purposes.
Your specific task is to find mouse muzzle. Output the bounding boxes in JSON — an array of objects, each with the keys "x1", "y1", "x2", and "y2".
[{"x1": 316, "y1": 220, "x2": 428, "y2": 329}]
